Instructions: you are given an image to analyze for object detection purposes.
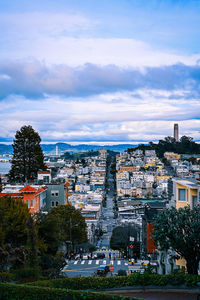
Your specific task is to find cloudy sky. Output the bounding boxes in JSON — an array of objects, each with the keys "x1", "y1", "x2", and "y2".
[{"x1": 1, "y1": 0, "x2": 200, "y2": 144}]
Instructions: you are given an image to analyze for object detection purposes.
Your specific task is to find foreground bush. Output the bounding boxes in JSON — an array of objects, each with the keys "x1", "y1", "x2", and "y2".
[
  {"x1": 13, "y1": 267, "x2": 41, "y2": 283},
  {"x1": 31, "y1": 273, "x2": 200, "y2": 290},
  {"x1": 0, "y1": 283, "x2": 138, "y2": 300},
  {"x1": 0, "y1": 272, "x2": 13, "y2": 283},
  {"x1": 118, "y1": 270, "x2": 127, "y2": 276}
]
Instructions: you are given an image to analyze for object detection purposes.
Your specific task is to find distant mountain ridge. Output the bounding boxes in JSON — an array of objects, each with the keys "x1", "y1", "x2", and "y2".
[{"x1": 0, "y1": 143, "x2": 137, "y2": 155}]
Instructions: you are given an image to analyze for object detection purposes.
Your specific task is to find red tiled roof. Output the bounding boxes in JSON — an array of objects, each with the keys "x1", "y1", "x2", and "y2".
[
  {"x1": 20, "y1": 185, "x2": 37, "y2": 192},
  {"x1": 35, "y1": 187, "x2": 46, "y2": 195}
]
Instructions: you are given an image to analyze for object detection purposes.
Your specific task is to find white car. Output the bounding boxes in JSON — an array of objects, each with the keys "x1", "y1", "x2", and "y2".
[{"x1": 82, "y1": 254, "x2": 89, "y2": 259}]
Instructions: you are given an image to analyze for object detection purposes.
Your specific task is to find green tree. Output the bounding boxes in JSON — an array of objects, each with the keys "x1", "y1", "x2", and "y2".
[
  {"x1": 35, "y1": 212, "x2": 66, "y2": 276},
  {"x1": 130, "y1": 135, "x2": 200, "y2": 158},
  {"x1": 0, "y1": 197, "x2": 30, "y2": 270},
  {"x1": 26, "y1": 216, "x2": 38, "y2": 267},
  {"x1": 51, "y1": 205, "x2": 87, "y2": 247},
  {"x1": 0, "y1": 196, "x2": 30, "y2": 247},
  {"x1": 110, "y1": 226, "x2": 139, "y2": 253},
  {"x1": 153, "y1": 206, "x2": 200, "y2": 274},
  {"x1": 36, "y1": 212, "x2": 60, "y2": 256},
  {"x1": 9, "y1": 125, "x2": 46, "y2": 183}
]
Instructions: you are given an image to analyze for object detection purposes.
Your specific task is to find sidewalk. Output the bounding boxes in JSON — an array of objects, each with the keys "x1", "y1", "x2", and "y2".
[
  {"x1": 109, "y1": 290, "x2": 199, "y2": 300},
  {"x1": 105, "y1": 287, "x2": 200, "y2": 300}
]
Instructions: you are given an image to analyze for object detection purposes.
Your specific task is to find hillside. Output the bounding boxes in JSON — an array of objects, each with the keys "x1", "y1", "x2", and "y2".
[{"x1": 0, "y1": 143, "x2": 137, "y2": 155}]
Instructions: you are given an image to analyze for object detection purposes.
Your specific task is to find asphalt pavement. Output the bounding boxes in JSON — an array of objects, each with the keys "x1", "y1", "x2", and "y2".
[
  {"x1": 108, "y1": 290, "x2": 200, "y2": 300},
  {"x1": 62, "y1": 257, "x2": 129, "y2": 277},
  {"x1": 62, "y1": 160, "x2": 122, "y2": 277}
]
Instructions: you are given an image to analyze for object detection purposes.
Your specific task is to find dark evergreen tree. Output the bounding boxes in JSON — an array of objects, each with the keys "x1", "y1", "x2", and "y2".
[
  {"x1": 110, "y1": 225, "x2": 139, "y2": 255},
  {"x1": 0, "y1": 196, "x2": 30, "y2": 247},
  {"x1": 9, "y1": 125, "x2": 46, "y2": 183}
]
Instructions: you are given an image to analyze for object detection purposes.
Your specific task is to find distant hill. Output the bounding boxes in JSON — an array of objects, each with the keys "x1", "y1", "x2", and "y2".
[
  {"x1": 0, "y1": 143, "x2": 137, "y2": 155},
  {"x1": 42, "y1": 143, "x2": 137, "y2": 154},
  {"x1": 128, "y1": 136, "x2": 200, "y2": 158}
]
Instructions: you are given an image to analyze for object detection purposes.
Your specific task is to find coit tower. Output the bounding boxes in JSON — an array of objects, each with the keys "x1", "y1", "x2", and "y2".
[{"x1": 174, "y1": 124, "x2": 179, "y2": 142}]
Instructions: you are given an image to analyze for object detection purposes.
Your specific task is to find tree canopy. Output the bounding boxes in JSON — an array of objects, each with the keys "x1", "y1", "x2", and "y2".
[
  {"x1": 50, "y1": 205, "x2": 88, "y2": 246},
  {"x1": 110, "y1": 225, "x2": 140, "y2": 257},
  {"x1": 153, "y1": 206, "x2": 200, "y2": 274},
  {"x1": 9, "y1": 125, "x2": 46, "y2": 183},
  {"x1": 0, "y1": 196, "x2": 30, "y2": 247},
  {"x1": 127, "y1": 135, "x2": 200, "y2": 158}
]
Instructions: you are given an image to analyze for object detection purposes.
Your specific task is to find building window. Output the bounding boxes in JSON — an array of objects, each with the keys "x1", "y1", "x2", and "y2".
[
  {"x1": 31, "y1": 200, "x2": 33, "y2": 207},
  {"x1": 43, "y1": 176, "x2": 49, "y2": 183},
  {"x1": 51, "y1": 190, "x2": 59, "y2": 197},
  {"x1": 178, "y1": 189, "x2": 186, "y2": 201},
  {"x1": 192, "y1": 195, "x2": 197, "y2": 208},
  {"x1": 51, "y1": 201, "x2": 54, "y2": 207},
  {"x1": 56, "y1": 201, "x2": 58, "y2": 206}
]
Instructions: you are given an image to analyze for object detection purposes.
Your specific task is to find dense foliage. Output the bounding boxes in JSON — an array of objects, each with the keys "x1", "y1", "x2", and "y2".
[
  {"x1": 153, "y1": 206, "x2": 200, "y2": 274},
  {"x1": 35, "y1": 205, "x2": 87, "y2": 277},
  {"x1": 50, "y1": 204, "x2": 88, "y2": 246},
  {"x1": 0, "y1": 283, "x2": 134, "y2": 300},
  {"x1": 31, "y1": 273, "x2": 200, "y2": 289},
  {"x1": 110, "y1": 226, "x2": 140, "y2": 258},
  {"x1": 0, "y1": 196, "x2": 30, "y2": 247},
  {"x1": 0, "y1": 196, "x2": 87, "y2": 277},
  {"x1": 128, "y1": 136, "x2": 200, "y2": 158},
  {"x1": 9, "y1": 125, "x2": 46, "y2": 183}
]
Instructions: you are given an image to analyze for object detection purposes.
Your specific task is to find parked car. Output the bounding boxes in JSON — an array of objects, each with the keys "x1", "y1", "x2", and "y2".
[
  {"x1": 82, "y1": 254, "x2": 89, "y2": 259},
  {"x1": 96, "y1": 253, "x2": 105, "y2": 259},
  {"x1": 97, "y1": 265, "x2": 110, "y2": 276}
]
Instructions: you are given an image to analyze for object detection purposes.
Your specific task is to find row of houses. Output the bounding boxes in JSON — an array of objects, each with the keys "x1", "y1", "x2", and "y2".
[
  {"x1": 116, "y1": 150, "x2": 170, "y2": 199},
  {"x1": 0, "y1": 182, "x2": 67, "y2": 213}
]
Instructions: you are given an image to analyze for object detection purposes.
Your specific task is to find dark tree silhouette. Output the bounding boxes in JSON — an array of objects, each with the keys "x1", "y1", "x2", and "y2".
[
  {"x1": 9, "y1": 125, "x2": 46, "y2": 183},
  {"x1": 153, "y1": 206, "x2": 200, "y2": 274}
]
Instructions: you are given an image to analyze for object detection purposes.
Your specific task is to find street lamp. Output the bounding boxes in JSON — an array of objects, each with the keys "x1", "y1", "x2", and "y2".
[{"x1": 67, "y1": 217, "x2": 79, "y2": 256}]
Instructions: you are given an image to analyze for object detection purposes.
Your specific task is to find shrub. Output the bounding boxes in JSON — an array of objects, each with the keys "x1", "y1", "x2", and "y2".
[
  {"x1": 0, "y1": 272, "x2": 13, "y2": 283},
  {"x1": 185, "y1": 275, "x2": 200, "y2": 286},
  {"x1": 13, "y1": 267, "x2": 41, "y2": 283},
  {"x1": 0, "y1": 283, "x2": 138, "y2": 300},
  {"x1": 118, "y1": 270, "x2": 127, "y2": 276},
  {"x1": 31, "y1": 273, "x2": 200, "y2": 290}
]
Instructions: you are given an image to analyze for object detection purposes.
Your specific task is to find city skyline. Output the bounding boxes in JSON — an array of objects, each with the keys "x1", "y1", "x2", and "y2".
[{"x1": 1, "y1": 0, "x2": 200, "y2": 144}]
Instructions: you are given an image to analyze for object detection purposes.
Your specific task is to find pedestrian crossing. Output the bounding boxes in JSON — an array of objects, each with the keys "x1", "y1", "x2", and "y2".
[{"x1": 68, "y1": 259, "x2": 128, "y2": 266}]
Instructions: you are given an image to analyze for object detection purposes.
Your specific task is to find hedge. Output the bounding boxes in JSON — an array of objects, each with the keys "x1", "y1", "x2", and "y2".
[
  {"x1": 0, "y1": 283, "x2": 140, "y2": 300},
  {"x1": 31, "y1": 273, "x2": 200, "y2": 290}
]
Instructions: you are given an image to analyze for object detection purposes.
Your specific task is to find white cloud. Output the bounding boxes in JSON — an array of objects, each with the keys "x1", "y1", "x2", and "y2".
[
  {"x1": 0, "y1": 11, "x2": 200, "y2": 67},
  {"x1": 1, "y1": 90, "x2": 200, "y2": 142},
  {"x1": 2, "y1": 37, "x2": 200, "y2": 68}
]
